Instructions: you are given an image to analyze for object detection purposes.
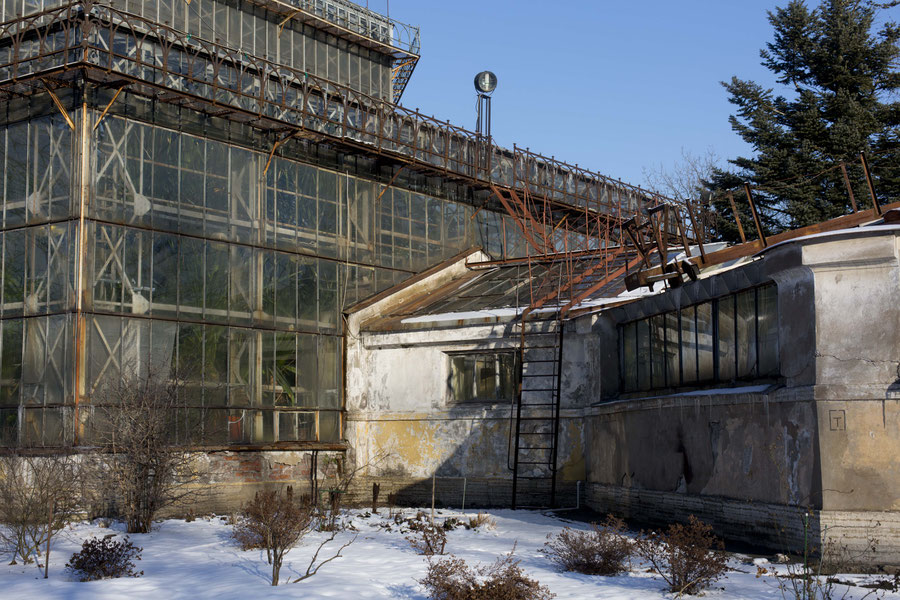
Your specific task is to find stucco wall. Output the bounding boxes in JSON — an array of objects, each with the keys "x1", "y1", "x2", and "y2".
[
  {"x1": 581, "y1": 228, "x2": 900, "y2": 564},
  {"x1": 343, "y1": 319, "x2": 589, "y2": 506}
]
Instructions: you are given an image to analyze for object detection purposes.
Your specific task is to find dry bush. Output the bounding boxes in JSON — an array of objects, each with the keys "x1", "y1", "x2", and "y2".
[
  {"x1": 420, "y1": 546, "x2": 554, "y2": 600},
  {"x1": 407, "y1": 522, "x2": 448, "y2": 556},
  {"x1": 90, "y1": 366, "x2": 204, "y2": 534},
  {"x1": 233, "y1": 486, "x2": 313, "y2": 585},
  {"x1": 758, "y1": 514, "x2": 888, "y2": 600},
  {"x1": 65, "y1": 535, "x2": 143, "y2": 581},
  {"x1": 233, "y1": 486, "x2": 356, "y2": 586},
  {"x1": 542, "y1": 515, "x2": 631, "y2": 575},
  {"x1": 0, "y1": 454, "x2": 85, "y2": 577},
  {"x1": 634, "y1": 515, "x2": 728, "y2": 595},
  {"x1": 467, "y1": 513, "x2": 496, "y2": 531}
]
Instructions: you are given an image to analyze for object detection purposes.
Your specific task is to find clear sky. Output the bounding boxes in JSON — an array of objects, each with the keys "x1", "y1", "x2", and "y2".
[{"x1": 371, "y1": 0, "x2": 790, "y2": 190}]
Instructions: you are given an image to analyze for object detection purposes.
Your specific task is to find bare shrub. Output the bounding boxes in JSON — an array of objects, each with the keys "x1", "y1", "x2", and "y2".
[
  {"x1": 90, "y1": 365, "x2": 203, "y2": 534},
  {"x1": 0, "y1": 453, "x2": 84, "y2": 577},
  {"x1": 634, "y1": 515, "x2": 728, "y2": 595},
  {"x1": 233, "y1": 486, "x2": 356, "y2": 586},
  {"x1": 467, "y1": 513, "x2": 496, "y2": 531},
  {"x1": 65, "y1": 535, "x2": 143, "y2": 581},
  {"x1": 542, "y1": 515, "x2": 631, "y2": 575},
  {"x1": 407, "y1": 522, "x2": 448, "y2": 556},
  {"x1": 420, "y1": 546, "x2": 554, "y2": 600},
  {"x1": 758, "y1": 513, "x2": 887, "y2": 600},
  {"x1": 234, "y1": 486, "x2": 313, "y2": 585}
]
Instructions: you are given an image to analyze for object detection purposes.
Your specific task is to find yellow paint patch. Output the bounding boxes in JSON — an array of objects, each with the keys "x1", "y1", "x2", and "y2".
[{"x1": 369, "y1": 420, "x2": 442, "y2": 470}]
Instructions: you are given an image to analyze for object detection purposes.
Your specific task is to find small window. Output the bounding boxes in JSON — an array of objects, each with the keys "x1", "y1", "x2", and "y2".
[{"x1": 448, "y1": 352, "x2": 518, "y2": 403}]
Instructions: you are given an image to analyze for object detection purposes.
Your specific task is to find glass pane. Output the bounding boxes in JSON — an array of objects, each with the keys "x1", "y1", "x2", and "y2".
[
  {"x1": 622, "y1": 322, "x2": 636, "y2": 391},
  {"x1": 297, "y1": 411, "x2": 316, "y2": 440},
  {"x1": 450, "y1": 355, "x2": 472, "y2": 403},
  {"x1": 279, "y1": 411, "x2": 297, "y2": 441},
  {"x1": 736, "y1": 289, "x2": 757, "y2": 378},
  {"x1": 0, "y1": 319, "x2": 22, "y2": 406},
  {"x1": 0, "y1": 408, "x2": 17, "y2": 445},
  {"x1": 758, "y1": 284, "x2": 779, "y2": 376},
  {"x1": 228, "y1": 328, "x2": 254, "y2": 407},
  {"x1": 718, "y1": 296, "x2": 736, "y2": 382},
  {"x1": 205, "y1": 241, "x2": 229, "y2": 321},
  {"x1": 681, "y1": 307, "x2": 697, "y2": 384},
  {"x1": 665, "y1": 312, "x2": 680, "y2": 387},
  {"x1": 151, "y1": 232, "x2": 178, "y2": 317},
  {"x1": 697, "y1": 303, "x2": 714, "y2": 382},
  {"x1": 250, "y1": 410, "x2": 275, "y2": 443},
  {"x1": 636, "y1": 318, "x2": 651, "y2": 391},
  {"x1": 650, "y1": 314, "x2": 666, "y2": 389},
  {"x1": 319, "y1": 411, "x2": 340, "y2": 443},
  {"x1": 297, "y1": 334, "x2": 317, "y2": 407},
  {"x1": 317, "y1": 335, "x2": 340, "y2": 409},
  {"x1": 273, "y1": 333, "x2": 297, "y2": 407},
  {"x1": 475, "y1": 355, "x2": 496, "y2": 400},
  {"x1": 499, "y1": 353, "x2": 517, "y2": 401}
]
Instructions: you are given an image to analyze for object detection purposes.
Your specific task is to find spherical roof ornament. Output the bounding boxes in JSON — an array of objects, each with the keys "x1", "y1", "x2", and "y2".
[{"x1": 474, "y1": 71, "x2": 498, "y2": 95}]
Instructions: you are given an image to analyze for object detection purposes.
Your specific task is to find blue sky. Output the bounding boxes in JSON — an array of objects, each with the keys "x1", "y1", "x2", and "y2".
[{"x1": 376, "y1": 0, "x2": 789, "y2": 190}]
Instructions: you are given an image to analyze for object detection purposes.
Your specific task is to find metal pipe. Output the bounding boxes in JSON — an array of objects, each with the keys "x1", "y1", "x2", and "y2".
[
  {"x1": 840, "y1": 163, "x2": 858, "y2": 213},
  {"x1": 743, "y1": 183, "x2": 767, "y2": 247},
  {"x1": 860, "y1": 151, "x2": 882, "y2": 215}
]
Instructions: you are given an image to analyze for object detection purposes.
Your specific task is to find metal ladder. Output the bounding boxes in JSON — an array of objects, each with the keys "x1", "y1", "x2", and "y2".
[{"x1": 508, "y1": 313, "x2": 564, "y2": 509}]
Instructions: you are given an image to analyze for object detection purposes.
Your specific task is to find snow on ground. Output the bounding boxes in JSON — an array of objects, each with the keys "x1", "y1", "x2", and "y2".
[{"x1": 1, "y1": 509, "x2": 896, "y2": 599}]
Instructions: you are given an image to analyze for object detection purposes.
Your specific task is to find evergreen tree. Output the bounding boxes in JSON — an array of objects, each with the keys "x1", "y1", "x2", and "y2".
[{"x1": 715, "y1": 0, "x2": 899, "y2": 236}]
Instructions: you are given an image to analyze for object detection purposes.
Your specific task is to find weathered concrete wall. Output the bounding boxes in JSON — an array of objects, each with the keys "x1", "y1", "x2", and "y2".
[
  {"x1": 586, "y1": 389, "x2": 818, "y2": 507},
  {"x1": 343, "y1": 319, "x2": 589, "y2": 507},
  {"x1": 581, "y1": 228, "x2": 900, "y2": 566},
  {"x1": 802, "y1": 231, "x2": 900, "y2": 513}
]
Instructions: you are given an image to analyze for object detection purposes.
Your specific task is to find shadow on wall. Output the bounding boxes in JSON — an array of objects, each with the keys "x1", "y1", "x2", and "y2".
[{"x1": 584, "y1": 390, "x2": 830, "y2": 556}]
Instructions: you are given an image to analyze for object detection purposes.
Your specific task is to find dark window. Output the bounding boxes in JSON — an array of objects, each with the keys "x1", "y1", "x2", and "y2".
[
  {"x1": 619, "y1": 283, "x2": 779, "y2": 392},
  {"x1": 448, "y1": 352, "x2": 518, "y2": 403}
]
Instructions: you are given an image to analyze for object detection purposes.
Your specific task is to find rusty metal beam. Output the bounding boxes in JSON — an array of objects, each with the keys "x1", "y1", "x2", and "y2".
[
  {"x1": 560, "y1": 254, "x2": 645, "y2": 318},
  {"x1": 860, "y1": 151, "x2": 882, "y2": 216},
  {"x1": 524, "y1": 246, "x2": 626, "y2": 316},
  {"x1": 840, "y1": 163, "x2": 858, "y2": 213},
  {"x1": 490, "y1": 184, "x2": 548, "y2": 255},
  {"x1": 727, "y1": 191, "x2": 746, "y2": 243},
  {"x1": 743, "y1": 183, "x2": 768, "y2": 247}
]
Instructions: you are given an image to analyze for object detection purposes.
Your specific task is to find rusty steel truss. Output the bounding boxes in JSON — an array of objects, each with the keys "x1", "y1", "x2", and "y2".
[{"x1": 0, "y1": 2, "x2": 701, "y2": 317}]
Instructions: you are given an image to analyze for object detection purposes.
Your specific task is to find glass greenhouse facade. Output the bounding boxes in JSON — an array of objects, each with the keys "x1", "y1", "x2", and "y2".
[
  {"x1": 0, "y1": 0, "x2": 655, "y2": 449},
  {"x1": 0, "y1": 101, "x2": 525, "y2": 447}
]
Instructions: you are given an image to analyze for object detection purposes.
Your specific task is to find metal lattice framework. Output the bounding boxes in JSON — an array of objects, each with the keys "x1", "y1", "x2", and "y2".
[{"x1": 0, "y1": 2, "x2": 687, "y2": 256}]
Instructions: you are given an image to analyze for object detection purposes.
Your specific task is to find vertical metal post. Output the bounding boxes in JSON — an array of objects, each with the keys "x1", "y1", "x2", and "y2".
[
  {"x1": 511, "y1": 311, "x2": 526, "y2": 510},
  {"x1": 73, "y1": 100, "x2": 90, "y2": 443},
  {"x1": 839, "y1": 163, "x2": 858, "y2": 213},
  {"x1": 859, "y1": 151, "x2": 882, "y2": 215},
  {"x1": 743, "y1": 183, "x2": 767, "y2": 247},
  {"x1": 727, "y1": 191, "x2": 746, "y2": 243},
  {"x1": 549, "y1": 319, "x2": 564, "y2": 509},
  {"x1": 684, "y1": 200, "x2": 707, "y2": 262}
]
